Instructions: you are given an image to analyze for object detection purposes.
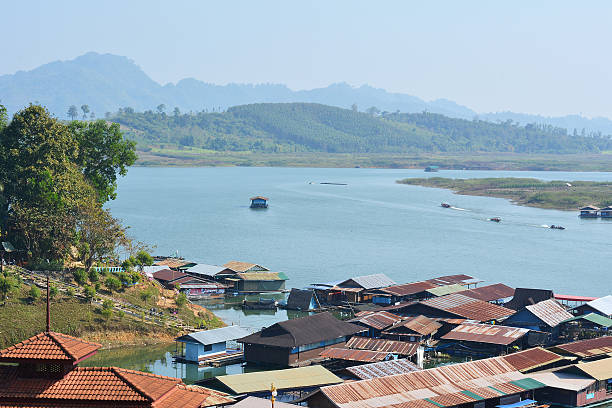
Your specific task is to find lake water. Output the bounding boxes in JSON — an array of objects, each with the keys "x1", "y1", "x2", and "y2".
[{"x1": 99, "y1": 167, "x2": 612, "y2": 381}]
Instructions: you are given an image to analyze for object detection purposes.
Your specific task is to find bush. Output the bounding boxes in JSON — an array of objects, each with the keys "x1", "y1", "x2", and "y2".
[
  {"x1": 67, "y1": 287, "x2": 75, "y2": 297},
  {"x1": 29, "y1": 285, "x2": 41, "y2": 301},
  {"x1": 101, "y1": 307, "x2": 113, "y2": 321},
  {"x1": 84, "y1": 285, "x2": 96, "y2": 302},
  {"x1": 49, "y1": 285, "x2": 58, "y2": 299},
  {"x1": 175, "y1": 292, "x2": 188, "y2": 308},
  {"x1": 73, "y1": 269, "x2": 88, "y2": 286},
  {"x1": 117, "y1": 310, "x2": 125, "y2": 319},
  {"x1": 88, "y1": 269, "x2": 99, "y2": 283},
  {"x1": 117, "y1": 272, "x2": 132, "y2": 287},
  {"x1": 105, "y1": 276, "x2": 121, "y2": 293},
  {"x1": 130, "y1": 272, "x2": 141, "y2": 284},
  {"x1": 102, "y1": 299, "x2": 114, "y2": 310}
]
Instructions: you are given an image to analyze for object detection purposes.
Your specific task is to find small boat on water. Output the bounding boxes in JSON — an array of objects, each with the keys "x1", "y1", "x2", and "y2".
[
  {"x1": 241, "y1": 298, "x2": 277, "y2": 310},
  {"x1": 250, "y1": 196, "x2": 269, "y2": 209},
  {"x1": 489, "y1": 217, "x2": 501, "y2": 222},
  {"x1": 550, "y1": 225, "x2": 565, "y2": 230},
  {"x1": 441, "y1": 203, "x2": 451, "y2": 208}
]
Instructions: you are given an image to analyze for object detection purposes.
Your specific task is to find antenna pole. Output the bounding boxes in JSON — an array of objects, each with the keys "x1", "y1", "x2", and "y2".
[{"x1": 46, "y1": 273, "x2": 50, "y2": 332}]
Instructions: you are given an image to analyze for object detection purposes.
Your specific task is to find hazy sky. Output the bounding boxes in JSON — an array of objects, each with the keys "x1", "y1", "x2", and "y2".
[{"x1": 2, "y1": 0, "x2": 611, "y2": 117}]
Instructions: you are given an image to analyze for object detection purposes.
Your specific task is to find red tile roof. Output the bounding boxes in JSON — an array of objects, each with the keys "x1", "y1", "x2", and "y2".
[
  {"x1": 0, "y1": 365, "x2": 232, "y2": 407},
  {"x1": 0, "y1": 332, "x2": 101, "y2": 363}
]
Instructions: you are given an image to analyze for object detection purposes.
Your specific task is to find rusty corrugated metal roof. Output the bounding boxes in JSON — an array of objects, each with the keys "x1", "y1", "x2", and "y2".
[
  {"x1": 501, "y1": 347, "x2": 563, "y2": 372},
  {"x1": 525, "y1": 299, "x2": 573, "y2": 328},
  {"x1": 346, "y1": 337, "x2": 420, "y2": 356},
  {"x1": 461, "y1": 283, "x2": 515, "y2": 302},
  {"x1": 549, "y1": 336, "x2": 612, "y2": 358},
  {"x1": 384, "y1": 315, "x2": 442, "y2": 336},
  {"x1": 317, "y1": 354, "x2": 544, "y2": 407},
  {"x1": 420, "y1": 293, "x2": 515, "y2": 322},
  {"x1": 379, "y1": 281, "x2": 438, "y2": 296},
  {"x1": 319, "y1": 347, "x2": 391, "y2": 362},
  {"x1": 346, "y1": 359, "x2": 421, "y2": 380},
  {"x1": 349, "y1": 311, "x2": 403, "y2": 331},
  {"x1": 441, "y1": 322, "x2": 529, "y2": 345}
]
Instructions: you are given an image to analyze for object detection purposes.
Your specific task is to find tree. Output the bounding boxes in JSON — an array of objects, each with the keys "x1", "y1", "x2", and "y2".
[
  {"x1": 88, "y1": 268, "x2": 99, "y2": 283},
  {"x1": 366, "y1": 106, "x2": 380, "y2": 116},
  {"x1": 76, "y1": 207, "x2": 128, "y2": 272},
  {"x1": 89, "y1": 112, "x2": 95, "y2": 120},
  {"x1": 105, "y1": 276, "x2": 121, "y2": 293},
  {"x1": 156, "y1": 104, "x2": 166, "y2": 114},
  {"x1": 68, "y1": 120, "x2": 137, "y2": 202},
  {"x1": 101, "y1": 307, "x2": 113, "y2": 321},
  {"x1": 67, "y1": 105, "x2": 78, "y2": 120},
  {"x1": 140, "y1": 287, "x2": 156, "y2": 305},
  {"x1": 351, "y1": 103, "x2": 358, "y2": 112},
  {"x1": 173, "y1": 107, "x2": 180, "y2": 116},
  {"x1": 102, "y1": 299, "x2": 114, "y2": 310},
  {"x1": 81, "y1": 105, "x2": 90, "y2": 120},
  {"x1": 29, "y1": 285, "x2": 41, "y2": 301},
  {"x1": 49, "y1": 285, "x2": 58, "y2": 299},
  {"x1": 175, "y1": 292, "x2": 187, "y2": 308},
  {"x1": 73, "y1": 269, "x2": 88, "y2": 285},
  {"x1": 84, "y1": 285, "x2": 96, "y2": 302},
  {"x1": 135, "y1": 250, "x2": 153, "y2": 271}
]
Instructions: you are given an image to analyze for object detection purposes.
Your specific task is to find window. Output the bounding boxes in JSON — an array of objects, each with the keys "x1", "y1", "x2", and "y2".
[{"x1": 204, "y1": 344, "x2": 212, "y2": 351}]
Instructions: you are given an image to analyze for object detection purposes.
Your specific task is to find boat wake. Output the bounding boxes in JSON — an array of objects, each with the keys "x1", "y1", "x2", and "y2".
[{"x1": 450, "y1": 206, "x2": 470, "y2": 211}]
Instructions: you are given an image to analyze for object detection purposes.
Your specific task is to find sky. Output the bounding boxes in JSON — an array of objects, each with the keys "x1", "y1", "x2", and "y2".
[{"x1": 2, "y1": 0, "x2": 612, "y2": 117}]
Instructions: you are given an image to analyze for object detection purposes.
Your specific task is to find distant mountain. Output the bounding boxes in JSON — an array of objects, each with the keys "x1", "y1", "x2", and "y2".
[
  {"x1": 112, "y1": 103, "x2": 612, "y2": 154},
  {"x1": 2, "y1": 52, "x2": 612, "y2": 135}
]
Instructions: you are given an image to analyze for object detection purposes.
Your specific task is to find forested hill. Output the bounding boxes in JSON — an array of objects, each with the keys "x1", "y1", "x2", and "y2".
[{"x1": 111, "y1": 103, "x2": 612, "y2": 154}]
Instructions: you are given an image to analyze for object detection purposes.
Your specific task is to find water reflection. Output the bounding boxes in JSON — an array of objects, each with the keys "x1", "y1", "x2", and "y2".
[{"x1": 81, "y1": 292, "x2": 311, "y2": 383}]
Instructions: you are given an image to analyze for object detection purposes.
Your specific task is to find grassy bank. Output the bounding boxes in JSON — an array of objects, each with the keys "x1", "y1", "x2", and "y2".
[
  {"x1": 397, "y1": 177, "x2": 612, "y2": 210},
  {"x1": 136, "y1": 150, "x2": 612, "y2": 171},
  {"x1": 0, "y1": 275, "x2": 224, "y2": 349}
]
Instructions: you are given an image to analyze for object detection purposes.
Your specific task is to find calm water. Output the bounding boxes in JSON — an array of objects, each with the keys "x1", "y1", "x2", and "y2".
[{"x1": 98, "y1": 167, "x2": 612, "y2": 381}]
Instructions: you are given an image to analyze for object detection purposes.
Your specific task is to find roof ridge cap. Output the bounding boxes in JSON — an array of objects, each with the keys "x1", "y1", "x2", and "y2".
[
  {"x1": 112, "y1": 367, "x2": 156, "y2": 402},
  {"x1": 47, "y1": 332, "x2": 78, "y2": 361}
]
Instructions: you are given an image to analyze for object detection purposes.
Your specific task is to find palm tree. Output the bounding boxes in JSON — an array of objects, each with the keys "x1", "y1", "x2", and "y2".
[
  {"x1": 81, "y1": 105, "x2": 90, "y2": 119},
  {"x1": 67, "y1": 105, "x2": 78, "y2": 120}
]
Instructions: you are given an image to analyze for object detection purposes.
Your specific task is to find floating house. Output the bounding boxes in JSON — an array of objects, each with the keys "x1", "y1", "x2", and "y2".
[
  {"x1": 201, "y1": 365, "x2": 341, "y2": 403},
  {"x1": 503, "y1": 299, "x2": 573, "y2": 340},
  {"x1": 349, "y1": 311, "x2": 403, "y2": 337},
  {"x1": 505, "y1": 288, "x2": 554, "y2": 311},
  {"x1": 533, "y1": 358, "x2": 612, "y2": 407},
  {"x1": 548, "y1": 336, "x2": 612, "y2": 361},
  {"x1": 0, "y1": 331, "x2": 233, "y2": 407},
  {"x1": 305, "y1": 349, "x2": 557, "y2": 408},
  {"x1": 439, "y1": 322, "x2": 531, "y2": 357},
  {"x1": 573, "y1": 295, "x2": 612, "y2": 319},
  {"x1": 185, "y1": 263, "x2": 230, "y2": 279},
  {"x1": 284, "y1": 288, "x2": 319, "y2": 311},
  {"x1": 579, "y1": 205, "x2": 600, "y2": 218},
  {"x1": 249, "y1": 196, "x2": 268, "y2": 208},
  {"x1": 152, "y1": 269, "x2": 189, "y2": 287},
  {"x1": 230, "y1": 397, "x2": 296, "y2": 408},
  {"x1": 175, "y1": 326, "x2": 251, "y2": 364},
  {"x1": 600, "y1": 206, "x2": 612, "y2": 218},
  {"x1": 216, "y1": 261, "x2": 287, "y2": 293},
  {"x1": 560, "y1": 313, "x2": 612, "y2": 339},
  {"x1": 388, "y1": 293, "x2": 515, "y2": 323},
  {"x1": 381, "y1": 315, "x2": 442, "y2": 343},
  {"x1": 237, "y1": 312, "x2": 365, "y2": 367},
  {"x1": 460, "y1": 283, "x2": 516, "y2": 304},
  {"x1": 321, "y1": 274, "x2": 396, "y2": 304},
  {"x1": 370, "y1": 274, "x2": 480, "y2": 305},
  {"x1": 154, "y1": 257, "x2": 198, "y2": 271}
]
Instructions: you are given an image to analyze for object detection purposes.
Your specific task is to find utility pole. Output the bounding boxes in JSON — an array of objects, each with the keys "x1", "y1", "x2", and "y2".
[{"x1": 46, "y1": 273, "x2": 50, "y2": 332}]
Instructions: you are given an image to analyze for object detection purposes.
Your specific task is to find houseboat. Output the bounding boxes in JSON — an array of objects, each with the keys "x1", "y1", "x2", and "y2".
[
  {"x1": 579, "y1": 206, "x2": 599, "y2": 218},
  {"x1": 424, "y1": 165, "x2": 439, "y2": 172},
  {"x1": 250, "y1": 196, "x2": 269, "y2": 208},
  {"x1": 441, "y1": 203, "x2": 451, "y2": 208},
  {"x1": 600, "y1": 206, "x2": 612, "y2": 218},
  {"x1": 489, "y1": 217, "x2": 501, "y2": 222}
]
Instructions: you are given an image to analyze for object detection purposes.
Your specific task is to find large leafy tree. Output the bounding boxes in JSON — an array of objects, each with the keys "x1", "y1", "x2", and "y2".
[
  {"x1": 0, "y1": 104, "x2": 136, "y2": 264},
  {"x1": 69, "y1": 120, "x2": 137, "y2": 202}
]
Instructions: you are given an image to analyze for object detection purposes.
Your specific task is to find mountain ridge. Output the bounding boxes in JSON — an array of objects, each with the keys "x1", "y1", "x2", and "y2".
[{"x1": 2, "y1": 52, "x2": 612, "y2": 134}]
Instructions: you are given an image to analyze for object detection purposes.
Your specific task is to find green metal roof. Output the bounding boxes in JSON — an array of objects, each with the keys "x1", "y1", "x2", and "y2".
[
  {"x1": 213, "y1": 365, "x2": 341, "y2": 394},
  {"x1": 510, "y1": 378, "x2": 546, "y2": 391},
  {"x1": 424, "y1": 398, "x2": 445, "y2": 407},
  {"x1": 426, "y1": 284, "x2": 467, "y2": 297},
  {"x1": 488, "y1": 386, "x2": 507, "y2": 395},
  {"x1": 562, "y1": 313, "x2": 612, "y2": 328}
]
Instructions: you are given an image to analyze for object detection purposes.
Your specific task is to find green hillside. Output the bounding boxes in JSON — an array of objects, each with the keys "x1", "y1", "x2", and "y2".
[{"x1": 110, "y1": 103, "x2": 612, "y2": 154}]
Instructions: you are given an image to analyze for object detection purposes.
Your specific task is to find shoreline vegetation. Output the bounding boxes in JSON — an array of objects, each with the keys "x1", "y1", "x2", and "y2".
[
  {"x1": 397, "y1": 177, "x2": 612, "y2": 210},
  {"x1": 135, "y1": 150, "x2": 612, "y2": 172}
]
